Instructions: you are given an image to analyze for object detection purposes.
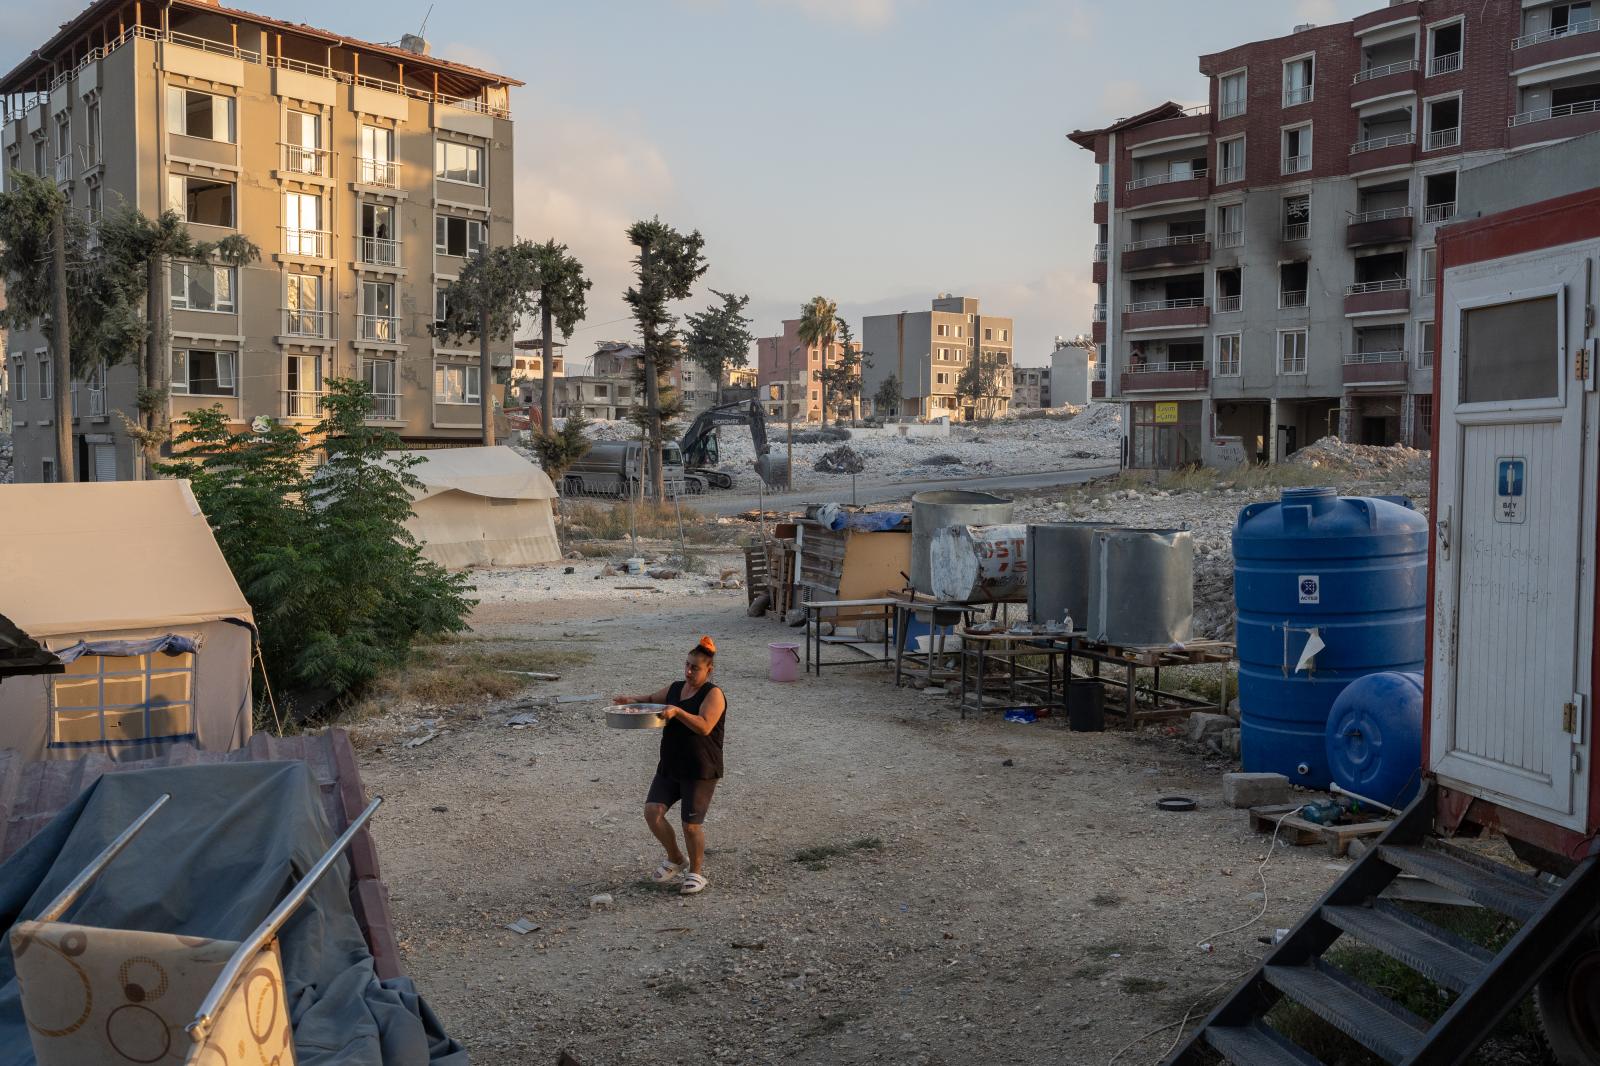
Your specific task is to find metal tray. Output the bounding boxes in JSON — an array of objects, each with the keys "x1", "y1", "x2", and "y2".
[{"x1": 606, "y1": 703, "x2": 670, "y2": 730}]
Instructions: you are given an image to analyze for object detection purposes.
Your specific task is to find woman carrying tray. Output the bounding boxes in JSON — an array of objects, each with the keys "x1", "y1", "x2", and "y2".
[{"x1": 611, "y1": 636, "x2": 726, "y2": 895}]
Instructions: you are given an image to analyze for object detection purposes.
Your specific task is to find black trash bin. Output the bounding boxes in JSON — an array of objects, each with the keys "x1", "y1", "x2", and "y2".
[{"x1": 1066, "y1": 679, "x2": 1105, "y2": 732}]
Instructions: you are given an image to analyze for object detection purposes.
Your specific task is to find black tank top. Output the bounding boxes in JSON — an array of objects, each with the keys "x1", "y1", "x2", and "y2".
[{"x1": 658, "y1": 680, "x2": 726, "y2": 780}]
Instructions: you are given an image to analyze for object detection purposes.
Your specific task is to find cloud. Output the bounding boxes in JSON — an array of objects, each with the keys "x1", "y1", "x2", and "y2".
[
  {"x1": 1097, "y1": 79, "x2": 1152, "y2": 122},
  {"x1": 1294, "y1": 0, "x2": 1337, "y2": 23},
  {"x1": 762, "y1": 0, "x2": 903, "y2": 30}
]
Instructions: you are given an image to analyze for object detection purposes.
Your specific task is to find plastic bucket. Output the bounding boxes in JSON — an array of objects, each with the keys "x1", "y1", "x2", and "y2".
[
  {"x1": 769, "y1": 642, "x2": 801, "y2": 683},
  {"x1": 1067, "y1": 679, "x2": 1105, "y2": 732}
]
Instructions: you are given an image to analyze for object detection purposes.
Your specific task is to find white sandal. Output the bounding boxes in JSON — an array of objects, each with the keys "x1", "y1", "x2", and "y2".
[
  {"x1": 651, "y1": 859, "x2": 687, "y2": 883},
  {"x1": 680, "y1": 872, "x2": 708, "y2": 895}
]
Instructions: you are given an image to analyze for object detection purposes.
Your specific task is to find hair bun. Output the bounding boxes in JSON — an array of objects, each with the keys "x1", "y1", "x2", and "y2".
[{"x1": 697, "y1": 636, "x2": 717, "y2": 654}]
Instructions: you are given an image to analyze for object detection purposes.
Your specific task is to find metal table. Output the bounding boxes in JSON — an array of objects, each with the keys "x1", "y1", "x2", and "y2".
[
  {"x1": 890, "y1": 598, "x2": 988, "y2": 688},
  {"x1": 1052, "y1": 637, "x2": 1236, "y2": 728},
  {"x1": 801, "y1": 597, "x2": 898, "y2": 675},
  {"x1": 956, "y1": 631, "x2": 1073, "y2": 719}
]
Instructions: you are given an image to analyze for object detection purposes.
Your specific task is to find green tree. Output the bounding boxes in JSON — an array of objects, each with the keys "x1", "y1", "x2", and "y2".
[
  {"x1": 819, "y1": 319, "x2": 866, "y2": 426},
  {"x1": 624, "y1": 218, "x2": 707, "y2": 499},
  {"x1": 529, "y1": 239, "x2": 591, "y2": 430},
  {"x1": 873, "y1": 372, "x2": 901, "y2": 419},
  {"x1": 435, "y1": 242, "x2": 544, "y2": 445},
  {"x1": 530, "y1": 408, "x2": 592, "y2": 480},
  {"x1": 796, "y1": 295, "x2": 838, "y2": 426},
  {"x1": 955, "y1": 349, "x2": 1008, "y2": 422},
  {"x1": 684, "y1": 289, "x2": 754, "y2": 405}
]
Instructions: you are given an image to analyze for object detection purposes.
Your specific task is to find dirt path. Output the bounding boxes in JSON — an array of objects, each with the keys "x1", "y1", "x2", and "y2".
[{"x1": 354, "y1": 568, "x2": 1343, "y2": 1065}]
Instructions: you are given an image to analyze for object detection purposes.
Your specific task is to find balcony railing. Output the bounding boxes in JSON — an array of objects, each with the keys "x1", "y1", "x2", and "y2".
[
  {"x1": 1093, "y1": 182, "x2": 1108, "y2": 202},
  {"x1": 1351, "y1": 132, "x2": 1415, "y2": 154},
  {"x1": 1514, "y1": 19, "x2": 1600, "y2": 49},
  {"x1": 1348, "y1": 278, "x2": 1410, "y2": 295},
  {"x1": 1284, "y1": 86, "x2": 1313, "y2": 107},
  {"x1": 1418, "y1": 349, "x2": 1435, "y2": 369},
  {"x1": 1128, "y1": 360, "x2": 1204, "y2": 374},
  {"x1": 1093, "y1": 243, "x2": 1108, "y2": 261},
  {"x1": 1125, "y1": 169, "x2": 1208, "y2": 191},
  {"x1": 283, "y1": 229, "x2": 332, "y2": 258},
  {"x1": 367, "y1": 392, "x2": 402, "y2": 421},
  {"x1": 1216, "y1": 294, "x2": 1242, "y2": 313},
  {"x1": 1216, "y1": 230, "x2": 1243, "y2": 248},
  {"x1": 1281, "y1": 290, "x2": 1308, "y2": 307},
  {"x1": 282, "y1": 308, "x2": 332, "y2": 338},
  {"x1": 1350, "y1": 205, "x2": 1412, "y2": 224},
  {"x1": 358, "y1": 157, "x2": 401, "y2": 188},
  {"x1": 282, "y1": 390, "x2": 324, "y2": 418},
  {"x1": 1217, "y1": 164, "x2": 1245, "y2": 183},
  {"x1": 1424, "y1": 201, "x2": 1456, "y2": 223},
  {"x1": 358, "y1": 314, "x2": 400, "y2": 342},
  {"x1": 1220, "y1": 98, "x2": 1246, "y2": 120},
  {"x1": 1429, "y1": 51, "x2": 1463, "y2": 75},
  {"x1": 87, "y1": 385, "x2": 106, "y2": 416},
  {"x1": 53, "y1": 155, "x2": 71, "y2": 184},
  {"x1": 1510, "y1": 97, "x2": 1600, "y2": 127},
  {"x1": 280, "y1": 143, "x2": 330, "y2": 176},
  {"x1": 1344, "y1": 351, "x2": 1408, "y2": 365},
  {"x1": 1283, "y1": 154, "x2": 1311, "y2": 174},
  {"x1": 1353, "y1": 59, "x2": 1418, "y2": 84},
  {"x1": 170, "y1": 28, "x2": 261, "y2": 62},
  {"x1": 1092, "y1": 304, "x2": 1106, "y2": 322},
  {"x1": 1125, "y1": 233, "x2": 1208, "y2": 252},
  {"x1": 1425, "y1": 127, "x2": 1461, "y2": 150},
  {"x1": 1284, "y1": 223, "x2": 1310, "y2": 241},
  {"x1": 1125, "y1": 298, "x2": 1207, "y2": 313},
  {"x1": 359, "y1": 236, "x2": 401, "y2": 267}
]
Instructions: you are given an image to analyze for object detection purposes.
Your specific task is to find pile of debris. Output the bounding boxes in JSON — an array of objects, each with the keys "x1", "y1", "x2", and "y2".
[
  {"x1": 0, "y1": 433, "x2": 11, "y2": 485},
  {"x1": 1286, "y1": 436, "x2": 1429, "y2": 482}
]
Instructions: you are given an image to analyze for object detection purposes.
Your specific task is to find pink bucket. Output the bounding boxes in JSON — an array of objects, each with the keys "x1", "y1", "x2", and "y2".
[{"x1": 769, "y1": 642, "x2": 801, "y2": 683}]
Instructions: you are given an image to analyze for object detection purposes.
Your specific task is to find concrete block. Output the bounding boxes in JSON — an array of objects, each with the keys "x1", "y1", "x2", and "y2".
[
  {"x1": 1187, "y1": 712, "x2": 1234, "y2": 743},
  {"x1": 1223, "y1": 772, "x2": 1293, "y2": 809}
]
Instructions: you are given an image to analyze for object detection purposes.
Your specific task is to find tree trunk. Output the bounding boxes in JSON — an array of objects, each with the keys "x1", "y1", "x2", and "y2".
[
  {"x1": 52, "y1": 211, "x2": 75, "y2": 482},
  {"x1": 479, "y1": 307, "x2": 495, "y2": 446},
  {"x1": 142, "y1": 254, "x2": 163, "y2": 479},
  {"x1": 640, "y1": 240, "x2": 665, "y2": 501},
  {"x1": 540, "y1": 302, "x2": 554, "y2": 433}
]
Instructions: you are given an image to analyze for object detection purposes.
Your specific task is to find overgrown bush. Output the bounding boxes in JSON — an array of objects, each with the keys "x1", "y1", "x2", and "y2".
[
  {"x1": 158, "y1": 379, "x2": 475, "y2": 706},
  {"x1": 530, "y1": 410, "x2": 592, "y2": 479}
]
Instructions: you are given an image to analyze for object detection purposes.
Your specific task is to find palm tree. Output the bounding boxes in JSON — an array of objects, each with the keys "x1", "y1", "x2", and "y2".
[{"x1": 796, "y1": 295, "x2": 838, "y2": 427}]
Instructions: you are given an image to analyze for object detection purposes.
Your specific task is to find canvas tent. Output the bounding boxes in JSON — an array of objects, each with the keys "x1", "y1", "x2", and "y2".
[
  {"x1": 0, "y1": 480, "x2": 255, "y2": 761},
  {"x1": 392, "y1": 445, "x2": 561, "y2": 568}
]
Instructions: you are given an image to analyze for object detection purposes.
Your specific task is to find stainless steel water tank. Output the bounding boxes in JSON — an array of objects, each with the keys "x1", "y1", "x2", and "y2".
[
  {"x1": 910, "y1": 491, "x2": 1014, "y2": 595},
  {"x1": 1086, "y1": 527, "x2": 1194, "y2": 646},
  {"x1": 1026, "y1": 522, "x2": 1107, "y2": 627},
  {"x1": 928, "y1": 524, "x2": 1029, "y2": 603}
]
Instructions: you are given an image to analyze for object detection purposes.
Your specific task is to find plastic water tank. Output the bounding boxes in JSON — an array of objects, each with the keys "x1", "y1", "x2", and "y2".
[
  {"x1": 1325, "y1": 671, "x2": 1425, "y2": 809},
  {"x1": 1233, "y1": 487, "x2": 1428, "y2": 789}
]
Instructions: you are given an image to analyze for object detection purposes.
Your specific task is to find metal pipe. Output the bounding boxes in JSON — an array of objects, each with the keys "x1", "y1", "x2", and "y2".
[
  {"x1": 185, "y1": 796, "x2": 382, "y2": 1045},
  {"x1": 1329, "y1": 782, "x2": 1400, "y2": 816},
  {"x1": 35, "y1": 793, "x2": 170, "y2": 922}
]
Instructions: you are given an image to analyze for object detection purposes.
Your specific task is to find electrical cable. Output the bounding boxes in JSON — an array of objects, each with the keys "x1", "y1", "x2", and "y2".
[{"x1": 1195, "y1": 806, "x2": 1296, "y2": 948}]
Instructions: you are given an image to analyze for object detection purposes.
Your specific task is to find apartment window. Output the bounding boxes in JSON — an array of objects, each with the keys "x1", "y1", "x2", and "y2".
[
  {"x1": 1420, "y1": 247, "x2": 1438, "y2": 297},
  {"x1": 85, "y1": 100, "x2": 100, "y2": 165},
  {"x1": 955, "y1": 325, "x2": 964, "y2": 338},
  {"x1": 41, "y1": 458, "x2": 56, "y2": 483},
  {"x1": 1429, "y1": 19, "x2": 1463, "y2": 75},
  {"x1": 1418, "y1": 320, "x2": 1436, "y2": 368},
  {"x1": 1000, "y1": 329, "x2": 1009, "y2": 342},
  {"x1": 10, "y1": 355, "x2": 24, "y2": 401},
  {"x1": 170, "y1": 262, "x2": 236, "y2": 313},
  {"x1": 87, "y1": 182, "x2": 104, "y2": 222},
  {"x1": 363, "y1": 358, "x2": 398, "y2": 418},
  {"x1": 286, "y1": 274, "x2": 324, "y2": 336},
  {"x1": 435, "y1": 215, "x2": 487, "y2": 258},
  {"x1": 435, "y1": 363, "x2": 481, "y2": 404},
  {"x1": 1284, "y1": 55, "x2": 1315, "y2": 106},
  {"x1": 1218, "y1": 136, "x2": 1245, "y2": 183},
  {"x1": 8, "y1": 148, "x2": 21, "y2": 183},
  {"x1": 1219, "y1": 69, "x2": 1247, "y2": 119},
  {"x1": 55, "y1": 115, "x2": 71, "y2": 162},
  {"x1": 285, "y1": 354, "x2": 322, "y2": 416},
  {"x1": 435, "y1": 140, "x2": 483, "y2": 185},
  {"x1": 1216, "y1": 203, "x2": 1242, "y2": 247},
  {"x1": 1282, "y1": 125, "x2": 1312, "y2": 174},
  {"x1": 284, "y1": 191, "x2": 323, "y2": 256},
  {"x1": 360, "y1": 125, "x2": 397, "y2": 186},
  {"x1": 1283, "y1": 194, "x2": 1311, "y2": 241},
  {"x1": 1279, "y1": 330, "x2": 1308, "y2": 374},
  {"x1": 937, "y1": 323, "x2": 948, "y2": 337},
  {"x1": 1280, "y1": 261, "x2": 1309, "y2": 308},
  {"x1": 984, "y1": 327, "x2": 993, "y2": 340},
  {"x1": 1215, "y1": 333, "x2": 1241, "y2": 377},
  {"x1": 171, "y1": 349, "x2": 237, "y2": 396},
  {"x1": 362, "y1": 281, "x2": 397, "y2": 341},
  {"x1": 1216, "y1": 267, "x2": 1242, "y2": 313},
  {"x1": 435, "y1": 288, "x2": 454, "y2": 329},
  {"x1": 361, "y1": 202, "x2": 398, "y2": 265},
  {"x1": 1424, "y1": 171, "x2": 1457, "y2": 223},
  {"x1": 38, "y1": 354, "x2": 52, "y2": 400},
  {"x1": 285, "y1": 109, "x2": 321, "y2": 173},
  {"x1": 32, "y1": 137, "x2": 46, "y2": 175},
  {"x1": 1424, "y1": 96, "x2": 1461, "y2": 151},
  {"x1": 166, "y1": 87, "x2": 236, "y2": 143},
  {"x1": 49, "y1": 648, "x2": 196, "y2": 749},
  {"x1": 168, "y1": 175, "x2": 234, "y2": 227}
]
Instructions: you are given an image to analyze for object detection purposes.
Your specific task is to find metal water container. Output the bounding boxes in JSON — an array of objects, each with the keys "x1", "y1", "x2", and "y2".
[
  {"x1": 1026, "y1": 522, "x2": 1105, "y2": 627},
  {"x1": 1233, "y1": 487, "x2": 1428, "y2": 789},
  {"x1": 910, "y1": 491, "x2": 1013, "y2": 595},
  {"x1": 928, "y1": 524, "x2": 1029, "y2": 603},
  {"x1": 1086, "y1": 528, "x2": 1194, "y2": 646}
]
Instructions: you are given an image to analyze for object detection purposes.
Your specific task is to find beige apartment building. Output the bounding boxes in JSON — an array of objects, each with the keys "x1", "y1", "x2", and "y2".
[
  {"x1": 860, "y1": 294, "x2": 1014, "y2": 421},
  {"x1": 0, "y1": 0, "x2": 518, "y2": 482}
]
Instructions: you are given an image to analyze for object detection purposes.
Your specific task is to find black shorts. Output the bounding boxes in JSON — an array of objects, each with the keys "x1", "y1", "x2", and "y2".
[{"x1": 646, "y1": 774, "x2": 717, "y2": 824}]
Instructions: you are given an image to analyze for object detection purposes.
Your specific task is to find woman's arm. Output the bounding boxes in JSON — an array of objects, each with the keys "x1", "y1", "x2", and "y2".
[
  {"x1": 612, "y1": 684, "x2": 674, "y2": 706},
  {"x1": 663, "y1": 687, "x2": 725, "y2": 736}
]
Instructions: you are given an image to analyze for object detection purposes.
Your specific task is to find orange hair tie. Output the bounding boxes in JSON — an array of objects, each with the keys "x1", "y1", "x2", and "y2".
[{"x1": 697, "y1": 636, "x2": 717, "y2": 654}]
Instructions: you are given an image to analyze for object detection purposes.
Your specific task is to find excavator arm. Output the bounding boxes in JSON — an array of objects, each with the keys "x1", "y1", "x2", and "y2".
[{"x1": 677, "y1": 399, "x2": 786, "y2": 489}]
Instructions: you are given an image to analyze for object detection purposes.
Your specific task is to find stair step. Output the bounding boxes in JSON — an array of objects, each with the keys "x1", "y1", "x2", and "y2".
[
  {"x1": 1376, "y1": 842, "x2": 1554, "y2": 923},
  {"x1": 1204, "y1": 1020, "x2": 1327, "y2": 1066},
  {"x1": 1263, "y1": 959, "x2": 1429, "y2": 1064},
  {"x1": 1320, "y1": 901, "x2": 1494, "y2": 993}
]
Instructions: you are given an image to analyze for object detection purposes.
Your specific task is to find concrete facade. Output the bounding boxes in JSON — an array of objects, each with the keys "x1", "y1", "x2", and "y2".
[
  {"x1": 1011, "y1": 366, "x2": 1050, "y2": 408},
  {"x1": 1050, "y1": 343, "x2": 1093, "y2": 407},
  {"x1": 0, "y1": 0, "x2": 518, "y2": 482},
  {"x1": 860, "y1": 295, "x2": 1015, "y2": 422},
  {"x1": 1070, "y1": 0, "x2": 1600, "y2": 468},
  {"x1": 754, "y1": 318, "x2": 861, "y2": 423}
]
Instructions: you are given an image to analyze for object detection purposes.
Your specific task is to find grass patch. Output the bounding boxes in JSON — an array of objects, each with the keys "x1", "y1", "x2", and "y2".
[
  {"x1": 366, "y1": 642, "x2": 594, "y2": 707},
  {"x1": 1120, "y1": 976, "x2": 1168, "y2": 995}
]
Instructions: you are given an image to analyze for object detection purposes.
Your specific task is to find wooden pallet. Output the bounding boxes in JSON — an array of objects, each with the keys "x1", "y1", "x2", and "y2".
[
  {"x1": 766, "y1": 540, "x2": 797, "y2": 619},
  {"x1": 743, "y1": 544, "x2": 769, "y2": 607},
  {"x1": 1249, "y1": 803, "x2": 1393, "y2": 857},
  {"x1": 1072, "y1": 638, "x2": 1236, "y2": 669}
]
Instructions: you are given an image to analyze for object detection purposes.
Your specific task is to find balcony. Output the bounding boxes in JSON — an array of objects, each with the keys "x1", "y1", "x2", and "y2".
[
  {"x1": 1093, "y1": 182, "x2": 1108, "y2": 203},
  {"x1": 1093, "y1": 242, "x2": 1108, "y2": 262},
  {"x1": 282, "y1": 390, "x2": 324, "y2": 419},
  {"x1": 282, "y1": 228, "x2": 332, "y2": 259},
  {"x1": 1216, "y1": 163, "x2": 1245, "y2": 185},
  {"x1": 279, "y1": 143, "x2": 330, "y2": 178},
  {"x1": 1418, "y1": 349, "x2": 1434, "y2": 369},
  {"x1": 358, "y1": 314, "x2": 400, "y2": 343},
  {"x1": 1347, "y1": 206, "x2": 1414, "y2": 247},
  {"x1": 1424, "y1": 127, "x2": 1461, "y2": 152},
  {"x1": 1122, "y1": 168, "x2": 1210, "y2": 209},
  {"x1": 1093, "y1": 198, "x2": 1107, "y2": 225},
  {"x1": 1092, "y1": 260, "x2": 1106, "y2": 285},
  {"x1": 1343, "y1": 351, "x2": 1409, "y2": 386},
  {"x1": 1350, "y1": 60, "x2": 1419, "y2": 105},
  {"x1": 1215, "y1": 294, "x2": 1241, "y2": 314},
  {"x1": 1092, "y1": 320, "x2": 1106, "y2": 344},
  {"x1": 1423, "y1": 201, "x2": 1456, "y2": 224},
  {"x1": 1349, "y1": 132, "x2": 1416, "y2": 170},
  {"x1": 1121, "y1": 361, "x2": 1208, "y2": 393},
  {"x1": 1345, "y1": 278, "x2": 1411, "y2": 315},
  {"x1": 1512, "y1": 20, "x2": 1600, "y2": 72},
  {"x1": 1429, "y1": 52, "x2": 1463, "y2": 76},
  {"x1": 1121, "y1": 233, "x2": 1211, "y2": 271},
  {"x1": 1215, "y1": 230, "x2": 1243, "y2": 249},
  {"x1": 1091, "y1": 377, "x2": 1106, "y2": 399},
  {"x1": 1122, "y1": 105, "x2": 1212, "y2": 151},
  {"x1": 1284, "y1": 222, "x2": 1309, "y2": 242},
  {"x1": 53, "y1": 155, "x2": 71, "y2": 185},
  {"x1": 1353, "y1": 0, "x2": 1420, "y2": 35},
  {"x1": 1092, "y1": 303, "x2": 1106, "y2": 322},
  {"x1": 1281, "y1": 290, "x2": 1308, "y2": 308},
  {"x1": 1283, "y1": 86, "x2": 1313, "y2": 108},
  {"x1": 1282, "y1": 154, "x2": 1311, "y2": 176},
  {"x1": 367, "y1": 392, "x2": 402, "y2": 421},
  {"x1": 359, "y1": 236, "x2": 402, "y2": 268},
  {"x1": 357, "y1": 156, "x2": 401, "y2": 189},
  {"x1": 1122, "y1": 299, "x2": 1210, "y2": 332},
  {"x1": 1509, "y1": 98, "x2": 1600, "y2": 147},
  {"x1": 281, "y1": 308, "x2": 332, "y2": 340}
]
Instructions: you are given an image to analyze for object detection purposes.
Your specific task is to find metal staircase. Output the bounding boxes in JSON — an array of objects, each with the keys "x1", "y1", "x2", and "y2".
[{"x1": 1164, "y1": 785, "x2": 1600, "y2": 1065}]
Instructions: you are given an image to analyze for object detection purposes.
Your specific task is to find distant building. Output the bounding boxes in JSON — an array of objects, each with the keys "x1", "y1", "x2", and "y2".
[
  {"x1": 755, "y1": 318, "x2": 861, "y2": 423},
  {"x1": 1050, "y1": 340, "x2": 1093, "y2": 407},
  {"x1": 512, "y1": 337, "x2": 566, "y2": 386},
  {"x1": 861, "y1": 294, "x2": 1014, "y2": 421},
  {"x1": 1011, "y1": 366, "x2": 1050, "y2": 409}
]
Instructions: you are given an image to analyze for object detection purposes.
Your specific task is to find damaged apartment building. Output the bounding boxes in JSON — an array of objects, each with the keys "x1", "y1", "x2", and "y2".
[{"x1": 1070, "y1": 0, "x2": 1600, "y2": 468}]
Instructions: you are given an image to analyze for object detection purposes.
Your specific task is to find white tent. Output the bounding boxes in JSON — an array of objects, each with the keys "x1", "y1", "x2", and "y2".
[
  {"x1": 0, "y1": 480, "x2": 256, "y2": 761},
  {"x1": 392, "y1": 446, "x2": 561, "y2": 568}
]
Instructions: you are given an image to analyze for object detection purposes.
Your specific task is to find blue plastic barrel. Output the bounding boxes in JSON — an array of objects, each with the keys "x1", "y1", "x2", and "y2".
[
  {"x1": 1233, "y1": 487, "x2": 1428, "y2": 789},
  {"x1": 1325, "y1": 671, "x2": 1425, "y2": 809}
]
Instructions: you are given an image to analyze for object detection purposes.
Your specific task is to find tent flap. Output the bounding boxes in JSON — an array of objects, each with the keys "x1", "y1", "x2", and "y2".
[{"x1": 53, "y1": 633, "x2": 199, "y2": 664}]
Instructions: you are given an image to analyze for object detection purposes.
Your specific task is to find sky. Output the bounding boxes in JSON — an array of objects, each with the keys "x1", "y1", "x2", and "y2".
[{"x1": 5, "y1": 0, "x2": 1378, "y2": 367}]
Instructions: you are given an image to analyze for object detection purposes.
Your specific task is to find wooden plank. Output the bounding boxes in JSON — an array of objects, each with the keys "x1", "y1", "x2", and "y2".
[{"x1": 1249, "y1": 803, "x2": 1393, "y2": 856}]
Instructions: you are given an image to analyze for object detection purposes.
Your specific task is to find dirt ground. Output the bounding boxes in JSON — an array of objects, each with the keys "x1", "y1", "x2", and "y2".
[{"x1": 353, "y1": 553, "x2": 1351, "y2": 1066}]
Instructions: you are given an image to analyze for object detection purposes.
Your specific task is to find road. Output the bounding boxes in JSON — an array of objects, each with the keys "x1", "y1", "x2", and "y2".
[{"x1": 690, "y1": 463, "x2": 1120, "y2": 515}]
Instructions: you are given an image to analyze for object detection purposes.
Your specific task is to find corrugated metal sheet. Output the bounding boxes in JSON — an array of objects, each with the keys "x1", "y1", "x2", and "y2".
[{"x1": 0, "y1": 729, "x2": 404, "y2": 980}]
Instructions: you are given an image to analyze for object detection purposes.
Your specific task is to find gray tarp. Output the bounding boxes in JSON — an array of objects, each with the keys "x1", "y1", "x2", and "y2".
[{"x1": 0, "y1": 760, "x2": 466, "y2": 1066}]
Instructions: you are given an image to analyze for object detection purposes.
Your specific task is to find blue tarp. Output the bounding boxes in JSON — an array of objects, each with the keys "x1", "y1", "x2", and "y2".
[
  {"x1": 52, "y1": 634, "x2": 199, "y2": 664},
  {"x1": 0, "y1": 761, "x2": 466, "y2": 1065}
]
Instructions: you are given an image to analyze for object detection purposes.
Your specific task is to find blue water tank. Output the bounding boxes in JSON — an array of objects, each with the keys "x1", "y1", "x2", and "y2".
[
  {"x1": 1325, "y1": 671, "x2": 1425, "y2": 809},
  {"x1": 1233, "y1": 487, "x2": 1428, "y2": 789}
]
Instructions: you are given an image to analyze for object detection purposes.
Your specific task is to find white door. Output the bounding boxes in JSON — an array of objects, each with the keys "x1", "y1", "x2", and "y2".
[
  {"x1": 93, "y1": 444, "x2": 116, "y2": 482},
  {"x1": 1431, "y1": 245, "x2": 1595, "y2": 831},
  {"x1": 285, "y1": 192, "x2": 321, "y2": 257}
]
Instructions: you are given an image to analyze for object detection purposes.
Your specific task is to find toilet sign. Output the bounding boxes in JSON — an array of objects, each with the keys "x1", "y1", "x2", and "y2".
[{"x1": 1495, "y1": 457, "x2": 1526, "y2": 524}]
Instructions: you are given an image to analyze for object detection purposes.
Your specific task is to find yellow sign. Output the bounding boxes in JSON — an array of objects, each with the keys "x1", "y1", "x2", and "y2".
[{"x1": 1155, "y1": 402, "x2": 1179, "y2": 424}]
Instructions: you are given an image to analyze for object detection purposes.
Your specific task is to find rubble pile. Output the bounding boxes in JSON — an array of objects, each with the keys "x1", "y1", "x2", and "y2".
[
  {"x1": 1286, "y1": 436, "x2": 1429, "y2": 482},
  {"x1": 0, "y1": 433, "x2": 11, "y2": 484}
]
